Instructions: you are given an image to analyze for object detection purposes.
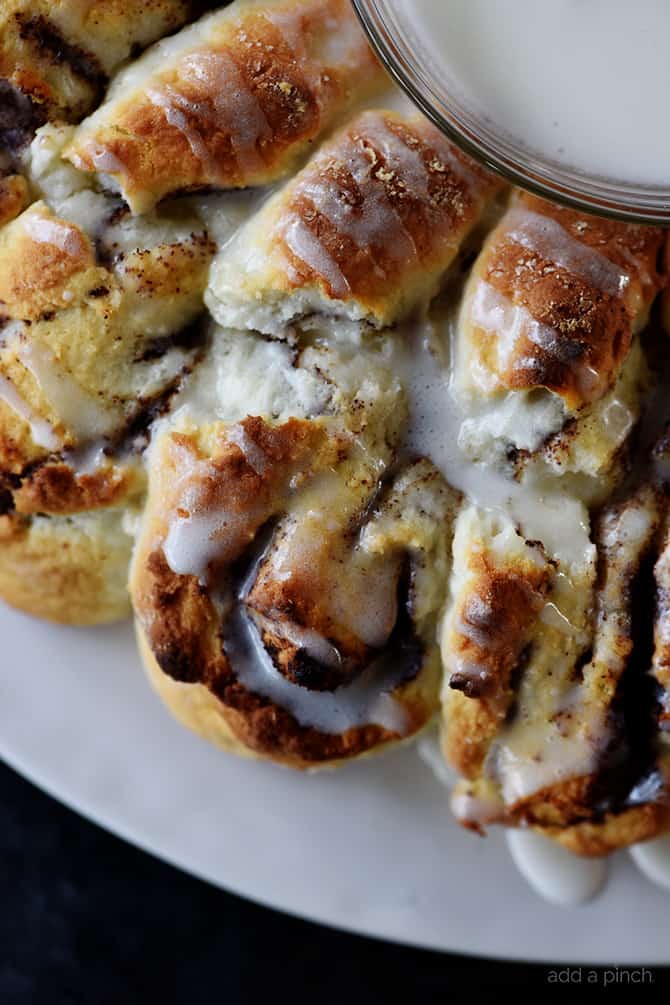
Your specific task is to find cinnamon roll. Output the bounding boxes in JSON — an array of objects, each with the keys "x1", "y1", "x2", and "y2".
[
  {"x1": 65, "y1": 0, "x2": 384, "y2": 213},
  {"x1": 443, "y1": 483, "x2": 670, "y2": 855},
  {"x1": 0, "y1": 124, "x2": 216, "y2": 621},
  {"x1": 454, "y1": 191, "x2": 664, "y2": 495},
  {"x1": 206, "y1": 108, "x2": 502, "y2": 335},
  {"x1": 131, "y1": 332, "x2": 460, "y2": 766}
]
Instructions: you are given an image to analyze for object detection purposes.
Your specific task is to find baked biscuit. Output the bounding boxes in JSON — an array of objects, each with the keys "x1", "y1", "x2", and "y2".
[
  {"x1": 66, "y1": 0, "x2": 384, "y2": 213},
  {"x1": 445, "y1": 484, "x2": 670, "y2": 854},
  {"x1": 0, "y1": 1, "x2": 196, "y2": 150},
  {"x1": 207, "y1": 108, "x2": 502, "y2": 334},
  {"x1": 454, "y1": 191, "x2": 664, "y2": 492},
  {"x1": 0, "y1": 126, "x2": 214, "y2": 476},
  {"x1": 131, "y1": 333, "x2": 460, "y2": 767},
  {"x1": 0, "y1": 124, "x2": 216, "y2": 621}
]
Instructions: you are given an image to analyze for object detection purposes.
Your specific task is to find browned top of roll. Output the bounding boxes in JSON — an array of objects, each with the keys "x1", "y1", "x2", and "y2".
[
  {"x1": 280, "y1": 110, "x2": 500, "y2": 306},
  {"x1": 66, "y1": 0, "x2": 384, "y2": 213},
  {"x1": 464, "y1": 191, "x2": 665, "y2": 409}
]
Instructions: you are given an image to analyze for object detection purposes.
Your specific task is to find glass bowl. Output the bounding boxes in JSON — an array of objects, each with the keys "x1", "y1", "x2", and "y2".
[{"x1": 352, "y1": 0, "x2": 670, "y2": 225}]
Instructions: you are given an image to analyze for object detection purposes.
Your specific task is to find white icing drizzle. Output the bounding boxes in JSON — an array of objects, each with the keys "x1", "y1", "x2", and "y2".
[
  {"x1": 147, "y1": 48, "x2": 271, "y2": 178},
  {"x1": 262, "y1": 617, "x2": 343, "y2": 671},
  {"x1": 224, "y1": 604, "x2": 409, "y2": 736},
  {"x1": 308, "y1": 143, "x2": 415, "y2": 261},
  {"x1": 263, "y1": 2, "x2": 366, "y2": 81},
  {"x1": 359, "y1": 114, "x2": 432, "y2": 198},
  {"x1": 450, "y1": 789, "x2": 505, "y2": 827},
  {"x1": 147, "y1": 85, "x2": 215, "y2": 168},
  {"x1": 14, "y1": 340, "x2": 118, "y2": 443},
  {"x1": 165, "y1": 515, "x2": 224, "y2": 580},
  {"x1": 163, "y1": 493, "x2": 246, "y2": 584},
  {"x1": 540, "y1": 601, "x2": 582, "y2": 636},
  {"x1": 396, "y1": 310, "x2": 670, "y2": 902},
  {"x1": 88, "y1": 145, "x2": 126, "y2": 174},
  {"x1": 22, "y1": 212, "x2": 83, "y2": 258},
  {"x1": 160, "y1": 403, "x2": 413, "y2": 736},
  {"x1": 400, "y1": 313, "x2": 602, "y2": 809},
  {"x1": 495, "y1": 727, "x2": 596, "y2": 805},
  {"x1": 192, "y1": 48, "x2": 272, "y2": 174},
  {"x1": 262, "y1": 6, "x2": 310, "y2": 69},
  {"x1": 282, "y1": 130, "x2": 420, "y2": 289},
  {"x1": 251, "y1": 514, "x2": 400, "y2": 651},
  {"x1": 0, "y1": 375, "x2": 60, "y2": 450},
  {"x1": 63, "y1": 441, "x2": 109, "y2": 476},
  {"x1": 469, "y1": 280, "x2": 601, "y2": 399},
  {"x1": 363, "y1": 113, "x2": 481, "y2": 194},
  {"x1": 602, "y1": 396, "x2": 634, "y2": 440},
  {"x1": 469, "y1": 281, "x2": 538, "y2": 377},
  {"x1": 162, "y1": 424, "x2": 279, "y2": 584},
  {"x1": 394, "y1": 316, "x2": 592, "y2": 569},
  {"x1": 418, "y1": 732, "x2": 615, "y2": 905},
  {"x1": 503, "y1": 206, "x2": 630, "y2": 297},
  {"x1": 279, "y1": 106, "x2": 483, "y2": 295},
  {"x1": 506, "y1": 830, "x2": 608, "y2": 905},
  {"x1": 283, "y1": 216, "x2": 351, "y2": 296},
  {"x1": 629, "y1": 834, "x2": 670, "y2": 892}
]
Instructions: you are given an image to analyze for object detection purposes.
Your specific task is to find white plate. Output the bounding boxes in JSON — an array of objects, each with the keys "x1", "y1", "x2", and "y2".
[{"x1": 1, "y1": 603, "x2": 668, "y2": 965}]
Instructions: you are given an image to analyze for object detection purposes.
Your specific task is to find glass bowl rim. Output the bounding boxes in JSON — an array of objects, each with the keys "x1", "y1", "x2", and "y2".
[{"x1": 351, "y1": 0, "x2": 670, "y2": 226}]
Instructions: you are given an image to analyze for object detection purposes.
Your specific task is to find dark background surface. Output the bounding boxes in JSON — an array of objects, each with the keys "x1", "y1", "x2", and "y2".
[{"x1": 0, "y1": 759, "x2": 667, "y2": 1004}]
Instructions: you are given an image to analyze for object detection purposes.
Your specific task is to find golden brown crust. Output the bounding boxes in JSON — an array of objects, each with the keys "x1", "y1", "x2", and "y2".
[
  {"x1": 154, "y1": 417, "x2": 335, "y2": 573},
  {"x1": 0, "y1": 174, "x2": 29, "y2": 226},
  {"x1": 446, "y1": 486, "x2": 670, "y2": 854},
  {"x1": 243, "y1": 456, "x2": 411, "y2": 688},
  {"x1": 280, "y1": 111, "x2": 501, "y2": 308},
  {"x1": 135, "y1": 545, "x2": 407, "y2": 768},
  {"x1": 132, "y1": 417, "x2": 341, "y2": 658},
  {"x1": 12, "y1": 459, "x2": 143, "y2": 515},
  {"x1": 0, "y1": 509, "x2": 131, "y2": 624},
  {"x1": 445, "y1": 563, "x2": 546, "y2": 778},
  {"x1": 67, "y1": 0, "x2": 384, "y2": 213},
  {"x1": 540, "y1": 792, "x2": 670, "y2": 857},
  {"x1": 515, "y1": 489, "x2": 667, "y2": 847},
  {"x1": 131, "y1": 413, "x2": 453, "y2": 767},
  {"x1": 246, "y1": 457, "x2": 459, "y2": 692},
  {"x1": 246, "y1": 551, "x2": 390, "y2": 687},
  {"x1": 0, "y1": 196, "x2": 214, "y2": 491},
  {"x1": 442, "y1": 509, "x2": 552, "y2": 779},
  {"x1": 0, "y1": 203, "x2": 102, "y2": 321},
  {"x1": 0, "y1": 0, "x2": 192, "y2": 135},
  {"x1": 138, "y1": 620, "x2": 430, "y2": 769},
  {"x1": 139, "y1": 626, "x2": 260, "y2": 761},
  {"x1": 462, "y1": 190, "x2": 664, "y2": 410},
  {"x1": 207, "y1": 107, "x2": 503, "y2": 333}
]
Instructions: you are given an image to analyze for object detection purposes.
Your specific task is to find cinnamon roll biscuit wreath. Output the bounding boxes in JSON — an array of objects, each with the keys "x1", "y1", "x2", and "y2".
[{"x1": 1, "y1": 0, "x2": 669, "y2": 857}]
